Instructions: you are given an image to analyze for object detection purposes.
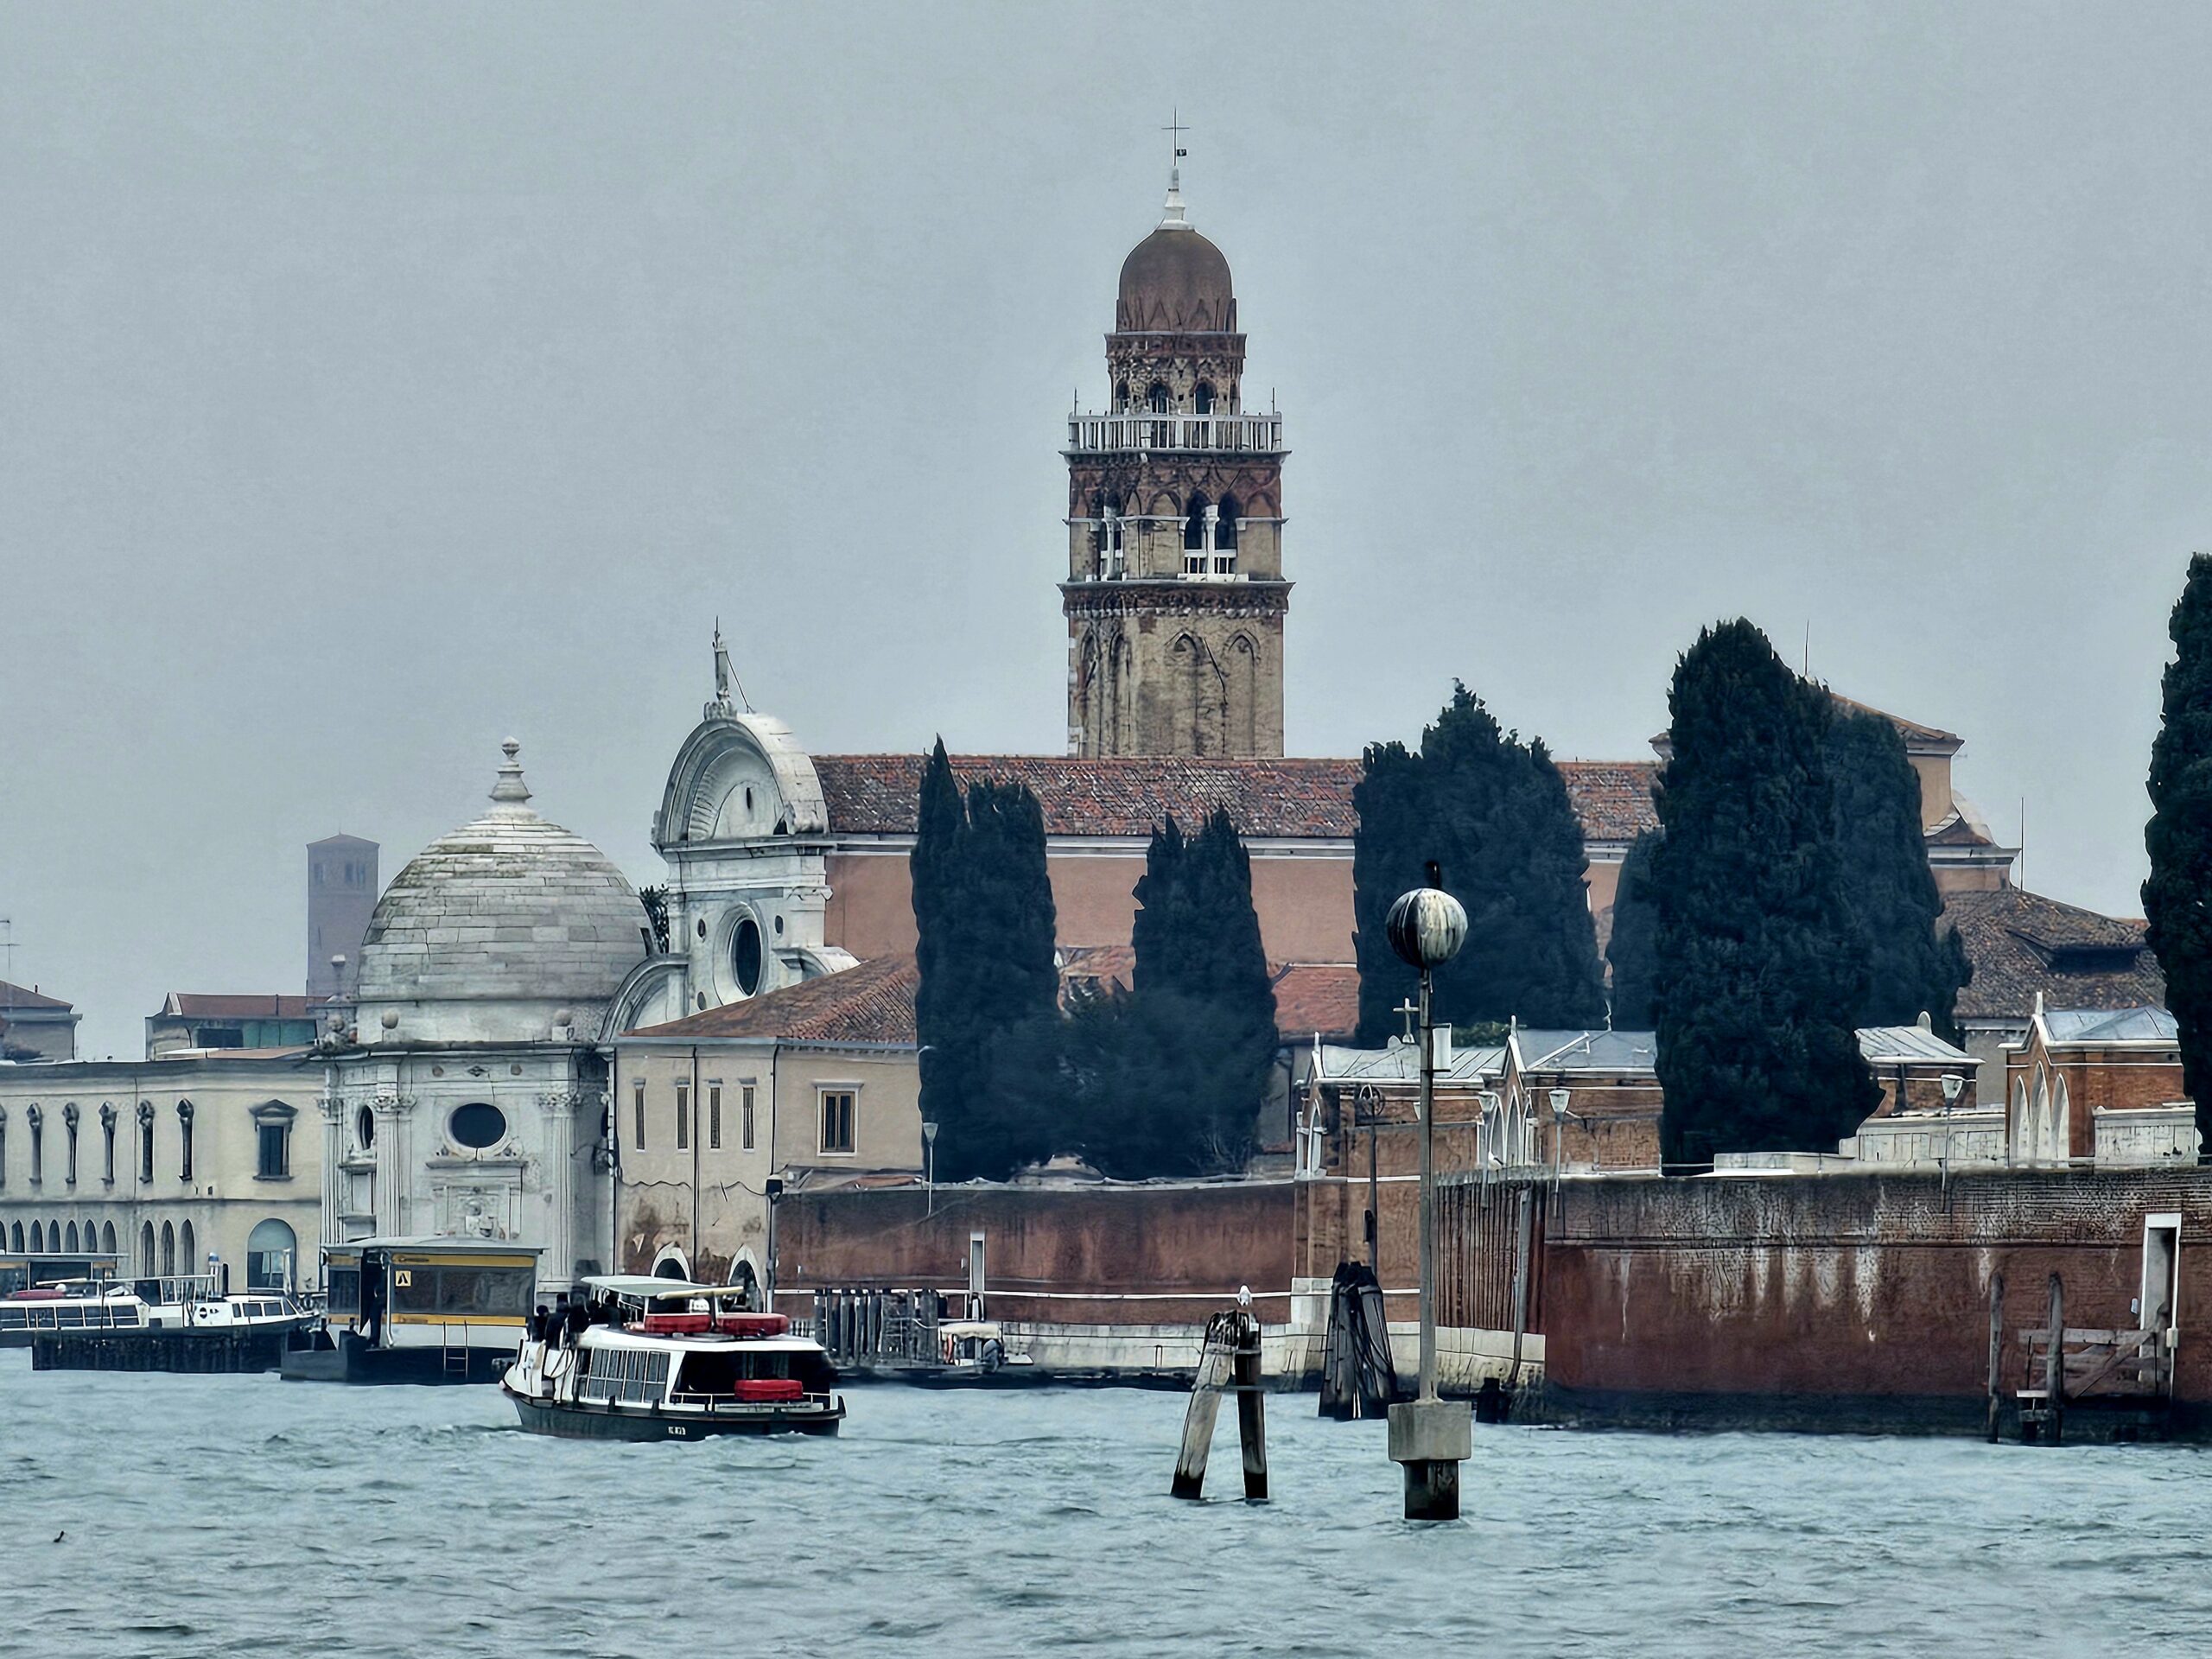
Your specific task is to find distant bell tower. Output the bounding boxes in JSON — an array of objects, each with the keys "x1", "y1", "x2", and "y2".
[{"x1": 1062, "y1": 149, "x2": 1290, "y2": 758}]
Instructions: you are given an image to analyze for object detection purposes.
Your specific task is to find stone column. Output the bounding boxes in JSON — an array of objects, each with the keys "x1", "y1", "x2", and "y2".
[
  {"x1": 372, "y1": 1094, "x2": 410, "y2": 1236},
  {"x1": 318, "y1": 1078, "x2": 346, "y2": 1247},
  {"x1": 537, "y1": 1091, "x2": 580, "y2": 1293}
]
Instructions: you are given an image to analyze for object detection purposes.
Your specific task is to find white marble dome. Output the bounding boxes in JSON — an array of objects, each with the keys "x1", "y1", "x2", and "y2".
[{"x1": 354, "y1": 741, "x2": 649, "y2": 1040}]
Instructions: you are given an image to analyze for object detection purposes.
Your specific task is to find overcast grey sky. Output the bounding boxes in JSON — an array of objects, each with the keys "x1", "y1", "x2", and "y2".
[{"x1": 4, "y1": 3, "x2": 2208, "y2": 1056}]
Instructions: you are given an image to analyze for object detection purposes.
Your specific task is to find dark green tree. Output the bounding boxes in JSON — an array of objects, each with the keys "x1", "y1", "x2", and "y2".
[
  {"x1": 1650, "y1": 620, "x2": 1878, "y2": 1167},
  {"x1": 1605, "y1": 830, "x2": 1662, "y2": 1029},
  {"x1": 1825, "y1": 709, "x2": 1971, "y2": 1038},
  {"x1": 1073, "y1": 811, "x2": 1275, "y2": 1177},
  {"x1": 2144, "y1": 554, "x2": 2212, "y2": 1157},
  {"x1": 910, "y1": 744, "x2": 1062, "y2": 1180},
  {"x1": 1352, "y1": 738, "x2": 1423, "y2": 1043},
  {"x1": 1352, "y1": 687, "x2": 1607, "y2": 1039}
]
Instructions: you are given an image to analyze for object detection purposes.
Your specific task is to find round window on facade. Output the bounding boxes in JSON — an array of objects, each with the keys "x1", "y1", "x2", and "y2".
[
  {"x1": 448, "y1": 1103, "x2": 507, "y2": 1150},
  {"x1": 355, "y1": 1106, "x2": 375, "y2": 1150},
  {"x1": 732, "y1": 917, "x2": 763, "y2": 997}
]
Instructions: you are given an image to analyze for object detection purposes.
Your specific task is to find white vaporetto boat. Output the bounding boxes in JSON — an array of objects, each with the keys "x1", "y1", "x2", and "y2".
[{"x1": 501, "y1": 1277, "x2": 844, "y2": 1440}]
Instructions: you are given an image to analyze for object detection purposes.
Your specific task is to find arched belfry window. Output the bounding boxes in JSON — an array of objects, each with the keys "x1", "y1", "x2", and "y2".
[
  {"x1": 1114, "y1": 380, "x2": 1129, "y2": 412},
  {"x1": 1216, "y1": 493, "x2": 1240, "y2": 556},
  {"x1": 1147, "y1": 381, "x2": 1170, "y2": 414},
  {"x1": 1184, "y1": 493, "x2": 1209, "y2": 551},
  {"x1": 1193, "y1": 381, "x2": 1215, "y2": 416}
]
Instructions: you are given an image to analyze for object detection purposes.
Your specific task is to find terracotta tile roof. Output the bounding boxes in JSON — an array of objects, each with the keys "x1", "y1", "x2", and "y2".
[
  {"x1": 813, "y1": 754, "x2": 1659, "y2": 846},
  {"x1": 0, "y1": 981, "x2": 74, "y2": 1013},
  {"x1": 159, "y1": 994, "x2": 325, "y2": 1020},
  {"x1": 1059, "y1": 944, "x2": 1135, "y2": 997},
  {"x1": 1269, "y1": 963, "x2": 1360, "y2": 1039},
  {"x1": 626, "y1": 954, "x2": 918, "y2": 1045},
  {"x1": 816, "y1": 754, "x2": 1361, "y2": 837},
  {"x1": 1555, "y1": 761, "x2": 1660, "y2": 843},
  {"x1": 1945, "y1": 888, "x2": 2165, "y2": 1024}
]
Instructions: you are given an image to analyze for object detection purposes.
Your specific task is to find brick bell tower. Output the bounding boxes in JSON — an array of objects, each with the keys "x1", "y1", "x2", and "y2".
[{"x1": 1062, "y1": 161, "x2": 1289, "y2": 758}]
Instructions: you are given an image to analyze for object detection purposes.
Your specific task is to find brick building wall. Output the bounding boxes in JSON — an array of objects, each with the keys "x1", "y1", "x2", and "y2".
[
  {"x1": 773, "y1": 1180, "x2": 1297, "y2": 1327},
  {"x1": 1540, "y1": 1167, "x2": 2212, "y2": 1431}
]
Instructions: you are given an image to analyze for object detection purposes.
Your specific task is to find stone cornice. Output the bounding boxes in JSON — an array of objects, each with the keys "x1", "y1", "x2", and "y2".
[{"x1": 1060, "y1": 580, "x2": 1292, "y2": 621}]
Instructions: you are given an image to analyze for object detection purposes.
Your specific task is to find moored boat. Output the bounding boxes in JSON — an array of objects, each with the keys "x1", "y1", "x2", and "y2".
[
  {"x1": 502, "y1": 1276, "x2": 844, "y2": 1440},
  {"x1": 10, "y1": 1274, "x2": 314, "y2": 1370}
]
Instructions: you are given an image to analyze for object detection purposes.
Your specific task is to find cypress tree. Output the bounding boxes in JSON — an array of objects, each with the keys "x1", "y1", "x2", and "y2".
[
  {"x1": 1351, "y1": 686, "x2": 1607, "y2": 1037},
  {"x1": 1605, "y1": 829, "x2": 1662, "y2": 1029},
  {"x1": 2144, "y1": 554, "x2": 2212, "y2": 1157},
  {"x1": 1352, "y1": 739, "x2": 1422, "y2": 1043},
  {"x1": 1826, "y1": 709, "x2": 1971, "y2": 1038},
  {"x1": 1651, "y1": 620, "x2": 1878, "y2": 1167},
  {"x1": 910, "y1": 747, "x2": 1061, "y2": 1180},
  {"x1": 1077, "y1": 811, "x2": 1274, "y2": 1177}
]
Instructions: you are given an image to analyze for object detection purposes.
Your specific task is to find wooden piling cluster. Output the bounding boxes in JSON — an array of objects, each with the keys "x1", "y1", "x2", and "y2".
[
  {"x1": 1992, "y1": 1271, "x2": 2176, "y2": 1446},
  {"x1": 810, "y1": 1288, "x2": 940, "y2": 1371},
  {"x1": 1318, "y1": 1262, "x2": 1401, "y2": 1421},
  {"x1": 1171, "y1": 1309, "x2": 1267, "y2": 1502}
]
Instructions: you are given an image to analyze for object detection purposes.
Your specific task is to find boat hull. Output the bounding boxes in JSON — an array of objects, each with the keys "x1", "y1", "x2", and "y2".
[
  {"x1": 282, "y1": 1329, "x2": 514, "y2": 1385},
  {"x1": 502, "y1": 1382, "x2": 843, "y2": 1440}
]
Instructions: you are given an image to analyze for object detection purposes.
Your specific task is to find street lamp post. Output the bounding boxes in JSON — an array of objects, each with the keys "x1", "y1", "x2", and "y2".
[
  {"x1": 1382, "y1": 869, "x2": 1471, "y2": 1521},
  {"x1": 1939, "y1": 1071, "x2": 1963, "y2": 1189}
]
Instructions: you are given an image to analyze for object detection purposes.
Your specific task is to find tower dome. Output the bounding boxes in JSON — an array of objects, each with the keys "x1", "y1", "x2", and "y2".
[
  {"x1": 353, "y1": 741, "x2": 649, "y2": 1041},
  {"x1": 1116, "y1": 176, "x2": 1236, "y2": 334}
]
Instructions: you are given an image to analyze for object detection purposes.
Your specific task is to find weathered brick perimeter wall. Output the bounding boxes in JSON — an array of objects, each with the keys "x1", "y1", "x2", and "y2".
[
  {"x1": 1545, "y1": 1168, "x2": 2212, "y2": 1410},
  {"x1": 776, "y1": 1180, "x2": 1297, "y2": 1326}
]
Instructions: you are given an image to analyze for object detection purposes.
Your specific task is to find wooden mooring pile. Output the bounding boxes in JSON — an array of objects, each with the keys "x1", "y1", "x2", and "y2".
[{"x1": 1171, "y1": 1309, "x2": 1267, "y2": 1502}]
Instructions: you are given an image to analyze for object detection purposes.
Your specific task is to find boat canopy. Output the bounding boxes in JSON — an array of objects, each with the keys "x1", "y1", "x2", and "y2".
[
  {"x1": 582, "y1": 1275, "x2": 756, "y2": 1302},
  {"x1": 326, "y1": 1236, "x2": 547, "y2": 1256}
]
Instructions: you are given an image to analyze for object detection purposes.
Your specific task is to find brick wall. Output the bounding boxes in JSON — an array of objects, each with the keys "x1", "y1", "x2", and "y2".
[
  {"x1": 773, "y1": 1179, "x2": 1297, "y2": 1327},
  {"x1": 1541, "y1": 1167, "x2": 2212, "y2": 1421}
]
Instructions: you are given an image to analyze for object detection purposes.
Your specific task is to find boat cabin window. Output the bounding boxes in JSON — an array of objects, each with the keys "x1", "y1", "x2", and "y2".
[
  {"x1": 327, "y1": 1267, "x2": 362, "y2": 1318},
  {"x1": 577, "y1": 1346, "x2": 671, "y2": 1405},
  {"x1": 390, "y1": 1262, "x2": 534, "y2": 1319}
]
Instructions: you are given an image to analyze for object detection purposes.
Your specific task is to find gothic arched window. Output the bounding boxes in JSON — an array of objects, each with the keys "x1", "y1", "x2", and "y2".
[
  {"x1": 1193, "y1": 381, "x2": 1215, "y2": 415},
  {"x1": 1216, "y1": 493, "x2": 1240, "y2": 555},
  {"x1": 1147, "y1": 381, "x2": 1170, "y2": 413},
  {"x1": 1184, "y1": 493, "x2": 1209, "y2": 551}
]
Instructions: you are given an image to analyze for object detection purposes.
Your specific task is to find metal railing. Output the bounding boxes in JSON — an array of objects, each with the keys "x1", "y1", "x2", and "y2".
[{"x1": 1066, "y1": 411, "x2": 1284, "y2": 454}]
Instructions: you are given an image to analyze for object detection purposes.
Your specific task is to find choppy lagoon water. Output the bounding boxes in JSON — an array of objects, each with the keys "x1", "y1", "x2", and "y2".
[{"x1": 3, "y1": 1349, "x2": 2211, "y2": 1657}]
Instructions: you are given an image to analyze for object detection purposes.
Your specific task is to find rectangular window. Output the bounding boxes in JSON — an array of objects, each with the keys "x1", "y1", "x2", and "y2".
[
  {"x1": 138, "y1": 1123, "x2": 151, "y2": 1184},
  {"x1": 709, "y1": 1084, "x2": 721, "y2": 1150},
  {"x1": 675, "y1": 1083, "x2": 690, "y2": 1151},
  {"x1": 741, "y1": 1084, "x2": 755, "y2": 1152},
  {"x1": 65, "y1": 1124, "x2": 78, "y2": 1185},
  {"x1": 0, "y1": 1120, "x2": 7, "y2": 1186},
  {"x1": 102, "y1": 1124, "x2": 114, "y2": 1185},
  {"x1": 181, "y1": 1119, "x2": 194, "y2": 1182},
  {"x1": 257, "y1": 1123, "x2": 289, "y2": 1179},
  {"x1": 633, "y1": 1080, "x2": 646, "y2": 1151},
  {"x1": 819, "y1": 1090, "x2": 855, "y2": 1156}
]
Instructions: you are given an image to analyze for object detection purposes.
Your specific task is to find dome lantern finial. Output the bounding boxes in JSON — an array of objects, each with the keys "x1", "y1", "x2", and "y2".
[
  {"x1": 490, "y1": 738, "x2": 532, "y2": 807},
  {"x1": 1160, "y1": 108, "x2": 1192, "y2": 231}
]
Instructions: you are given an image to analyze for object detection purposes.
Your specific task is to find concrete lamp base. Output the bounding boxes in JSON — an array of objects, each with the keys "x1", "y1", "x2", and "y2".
[{"x1": 1387, "y1": 1397, "x2": 1471, "y2": 1521}]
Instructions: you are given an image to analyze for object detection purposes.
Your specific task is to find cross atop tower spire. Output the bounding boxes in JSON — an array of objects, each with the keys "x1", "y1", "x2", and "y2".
[{"x1": 1160, "y1": 109, "x2": 1192, "y2": 229}]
